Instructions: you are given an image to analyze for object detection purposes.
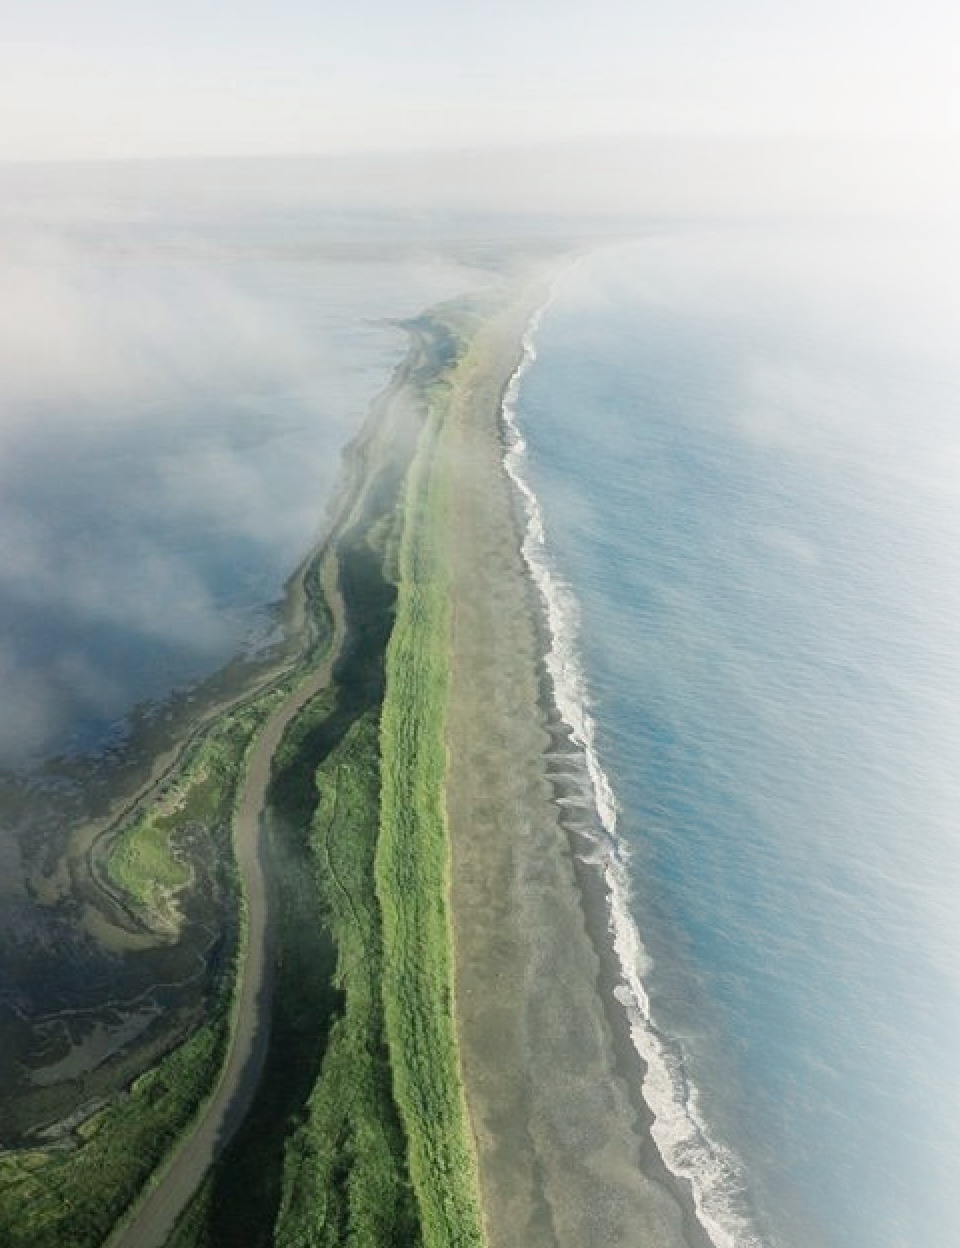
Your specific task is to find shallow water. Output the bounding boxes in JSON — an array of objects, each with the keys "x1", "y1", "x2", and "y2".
[{"x1": 511, "y1": 226, "x2": 960, "y2": 1248}]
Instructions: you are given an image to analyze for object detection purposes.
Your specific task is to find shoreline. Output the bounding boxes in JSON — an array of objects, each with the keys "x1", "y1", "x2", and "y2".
[
  {"x1": 500, "y1": 297, "x2": 723, "y2": 1248},
  {"x1": 445, "y1": 280, "x2": 709, "y2": 1247},
  {"x1": 498, "y1": 283, "x2": 771, "y2": 1248}
]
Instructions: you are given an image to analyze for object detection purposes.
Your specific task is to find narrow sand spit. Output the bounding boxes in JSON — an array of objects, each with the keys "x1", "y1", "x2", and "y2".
[{"x1": 445, "y1": 293, "x2": 702, "y2": 1248}]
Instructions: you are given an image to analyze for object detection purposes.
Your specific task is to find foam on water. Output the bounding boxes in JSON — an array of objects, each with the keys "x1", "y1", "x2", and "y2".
[{"x1": 501, "y1": 296, "x2": 770, "y2": 1248}]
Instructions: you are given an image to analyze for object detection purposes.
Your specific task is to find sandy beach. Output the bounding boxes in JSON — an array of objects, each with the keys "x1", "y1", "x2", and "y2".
[{"x1": 444, "y1": 291, "x2": 707, "y2": 1248}]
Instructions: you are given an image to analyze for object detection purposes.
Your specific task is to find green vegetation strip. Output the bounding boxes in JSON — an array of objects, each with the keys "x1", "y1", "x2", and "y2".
[
  {"x1": 105, "y1": 700, "x2": 282, "y2": 932},
  {"x1": 273, "y1": 713, "x2": 419, "y2": 1248},
  {"x1": 0, "y1": 693, "x2": 279, "y2": 1248},
  {"x1": 377, "y1": 381, "x2": 486, "y2": 1247},
  {"x1": 0, "y1": 1016, "x2": 226, "y2": 1248}
]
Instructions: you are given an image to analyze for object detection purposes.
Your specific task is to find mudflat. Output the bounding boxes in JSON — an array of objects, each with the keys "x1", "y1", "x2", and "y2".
[{"x1": 444, "y1": 294, "x2": 696, "y2": 1248}]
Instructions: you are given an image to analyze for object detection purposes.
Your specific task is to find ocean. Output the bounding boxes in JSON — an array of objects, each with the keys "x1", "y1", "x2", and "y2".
[{"x1": 506, "y1": 226, "x2": 960, "y2": 1248}]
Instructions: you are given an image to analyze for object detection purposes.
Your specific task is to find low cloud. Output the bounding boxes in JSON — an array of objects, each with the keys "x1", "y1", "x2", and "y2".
[{"x1": 0, "y1": 180, "x2": 487, "y2": 764}]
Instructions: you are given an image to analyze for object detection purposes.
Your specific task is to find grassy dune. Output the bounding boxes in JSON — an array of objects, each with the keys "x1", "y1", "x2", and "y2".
[{"x1": 377, "y1": 362, "x2": 486, "y2": 1248}]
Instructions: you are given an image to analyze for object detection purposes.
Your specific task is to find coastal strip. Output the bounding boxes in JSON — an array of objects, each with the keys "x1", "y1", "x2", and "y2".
[
  {"x1": 1, "y1": 269, "x2": 718, "y2": 1248},
  {"x1": 444, "y1": 288, "x2": 710, "y2": 1248},
  {"x1": 376, "y1": 331, "x2": 486, "y2": 1247}
]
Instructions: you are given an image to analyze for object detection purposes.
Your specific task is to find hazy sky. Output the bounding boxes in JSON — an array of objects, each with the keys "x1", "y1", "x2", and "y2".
[{"x1": 3, "y1": 0, "x2": 959, "y2": 161}]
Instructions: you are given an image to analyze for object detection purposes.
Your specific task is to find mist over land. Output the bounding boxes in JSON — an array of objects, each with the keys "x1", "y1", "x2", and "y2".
[
  {"x1": 0, "y1": 166, "x2": 511, "y2": 765},
  {"x1": 1, "y1": 128, "x2": 959, "y2": 1248},
  {"x1": 1, "y1": 133, "x2": 955, "y2": 764}
]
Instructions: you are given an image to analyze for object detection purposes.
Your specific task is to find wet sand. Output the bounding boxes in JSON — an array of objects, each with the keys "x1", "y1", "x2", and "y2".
[{"x1": 444, "y1": 291, "x2": 704, "y2": 1248}]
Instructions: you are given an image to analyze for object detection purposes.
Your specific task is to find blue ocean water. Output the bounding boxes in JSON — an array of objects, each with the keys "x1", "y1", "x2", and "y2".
[{"x1": 509, "y1": 228, "x2": 960, "y2": 1248}]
